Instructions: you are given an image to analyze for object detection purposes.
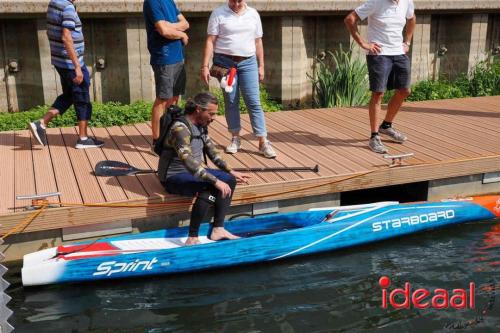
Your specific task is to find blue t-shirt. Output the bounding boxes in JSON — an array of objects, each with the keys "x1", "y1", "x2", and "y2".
[
  {"x1": 143, "y1": 0, "x2": 184, "y2": 65},
  {"x1": 47, "y1": 0, "x2": 85, "y2": 69}
]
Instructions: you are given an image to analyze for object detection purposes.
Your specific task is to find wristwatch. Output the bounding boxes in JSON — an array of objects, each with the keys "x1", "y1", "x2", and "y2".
[{"x1": 404, "y1": 41, "x2": 411, "y2": 46}]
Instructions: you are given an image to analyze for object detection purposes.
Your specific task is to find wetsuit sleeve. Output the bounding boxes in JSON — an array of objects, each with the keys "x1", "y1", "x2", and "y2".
[
  {"x1": 168, "y1": 123, "x2": 219, "y2": 184},
  {"x1": 204, "y1": 134, "x2": 232, "y2": 172}
]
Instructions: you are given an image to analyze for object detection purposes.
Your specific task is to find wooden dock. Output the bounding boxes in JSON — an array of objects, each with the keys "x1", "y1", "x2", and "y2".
[{"x1": 1, "y1": 96, "x2": 500, "y2": 235}]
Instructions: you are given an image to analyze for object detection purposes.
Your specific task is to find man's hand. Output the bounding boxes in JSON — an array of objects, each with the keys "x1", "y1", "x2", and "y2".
[
  {"x1": 200, "y1": 66, "x2": 210, "y2": 85},
  {"x1": 403, "y1": 42, "x2": 410, "y2": 54},
  {"x1": 362, "y1": 42, "x2": 382, "y2": 55},
  {"x1": 181, "y1": 32, "x2": 189, "y2": 46},
  {"x1": 230, "y1": 171, "x2": 251, "y2": 184},
  {"x1": 73, "y1": 67, "x2": 83, "y2": 85},
  {"x1": 215, "y1": 179, "x2": 232, "y2": 198}
]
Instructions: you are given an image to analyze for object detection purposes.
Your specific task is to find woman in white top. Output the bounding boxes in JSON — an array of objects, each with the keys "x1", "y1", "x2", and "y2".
[{"x1": 200, "y1": 0, "x2": 276, "y2": 158}]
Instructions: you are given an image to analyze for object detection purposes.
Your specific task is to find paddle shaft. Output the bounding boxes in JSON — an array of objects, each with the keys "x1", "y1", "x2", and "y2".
[
  {"x1": 233, "y1": 165, "x2": 319, "y2": 172},
  {"x1": 117, "y1": 166, "x2": 318, "y2": 174},
  {"x1": 96, "y1": 161, "x2": 318, "y2": 176}
]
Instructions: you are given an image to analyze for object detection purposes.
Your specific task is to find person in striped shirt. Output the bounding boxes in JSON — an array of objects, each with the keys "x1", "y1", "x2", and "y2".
[{"x1": 29, "y1": 0, "x2": 104, "y2": 149}]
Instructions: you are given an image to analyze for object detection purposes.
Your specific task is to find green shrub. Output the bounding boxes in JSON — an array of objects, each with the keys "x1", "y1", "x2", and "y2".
[
  {"x1": 0, "y1": 101, "x2": 152, "y2": 132},
  {"x1": 468, "y1": 60, "x2": 500, "y2": 96},
  {"x1": 310, "y1": 45, "x2": 370, "y2": 108},
  {"x1": 407, "y1": 80, "x2": 465, "y2": 101},
  {"x1": 0, "y1": 87, "x2": 281, "y2": 132}
]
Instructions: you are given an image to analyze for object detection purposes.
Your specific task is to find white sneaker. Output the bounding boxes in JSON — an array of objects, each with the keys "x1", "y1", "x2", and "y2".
[
  {"x1": 368, "y1": 135, "x2": 388, "y2": 154},
  {"x1": 225, "y1": 137, "x2": 241, "y2": 154},
  {"x1": 259, "y1": 140, "x2": 277, "y2": 158}
]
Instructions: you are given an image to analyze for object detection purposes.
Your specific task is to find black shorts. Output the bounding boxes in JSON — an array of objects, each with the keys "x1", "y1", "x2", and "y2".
[
  {"x1": 366, "y1": 54, "x2": 411, "y2": 92},
  {"x1": 152, "y1": 62, "x2": 186, "y2": 100},
  {"x1": 52, "y1": 66, "x2": 92, "y2": 121}
]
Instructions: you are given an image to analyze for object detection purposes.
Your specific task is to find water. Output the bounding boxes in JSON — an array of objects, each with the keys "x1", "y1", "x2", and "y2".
[{"x1": 5, "y1": 220, "x2": 499, "y2": 333}]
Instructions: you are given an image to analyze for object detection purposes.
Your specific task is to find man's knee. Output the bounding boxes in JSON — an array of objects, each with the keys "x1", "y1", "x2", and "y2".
[
  {"x1": 371, "y1": 92, "x2": 385, "y2": 103},
  {"x1": 197, "y1": 190, "x2": 216, "y2": 205},
  {"x1": 397, "y1": 88, "x2": 411, "y2": 98},
  {"x1": 227, "y1": 174, "x2": 236, "y2": 190},
  {"x1": 154, "y1": 96, "x2": 177, "y2": 108}
]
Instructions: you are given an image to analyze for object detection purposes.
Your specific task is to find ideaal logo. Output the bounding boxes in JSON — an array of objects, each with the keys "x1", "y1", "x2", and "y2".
[{"x1": 379, "y1": 276, "x2": 475, "y2": 309}]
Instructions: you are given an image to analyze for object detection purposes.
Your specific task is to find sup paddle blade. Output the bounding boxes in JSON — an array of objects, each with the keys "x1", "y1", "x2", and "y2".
[{"x1": 95, "y1": 160, "x2": 156, "y2": 176}]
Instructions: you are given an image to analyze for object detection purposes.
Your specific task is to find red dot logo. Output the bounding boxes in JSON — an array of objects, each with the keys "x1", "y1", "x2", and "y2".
[{"x1": 379, "y1": 276, "x2": 391, "y2": 288}]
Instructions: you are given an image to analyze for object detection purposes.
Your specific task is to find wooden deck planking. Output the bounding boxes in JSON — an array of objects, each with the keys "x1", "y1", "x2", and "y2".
[
  {"x1": 291, "y1": 110, "x2": 408, "y2": 165},
  {"x1": 318, "y1": 109, "x2": 436, "y2": 164},
  {"x1": 106, "y1": 126, "x2": 165, "y2": 198},
  {"x1": 237, "y1": 115, "x2": 315, "y2": 179},
  {"x1": 30, "y1": 132, "x2": 59, "y2": 204},
  {"x1": 0, "y1": 96, "x2": 500, "y2": 234},
  {"x1": 13, "y1": 130, "x2": 36, "y2": 211},
  {"x1": 60, "y1": 127, "x2": 105, "y2": 204},
  {"x1": 0, "y1": 131, "x2": 15, "y2": 214},
  {"x1": 336, "y1": 107, "x2": 479, "y2": 159},
  {"x1": 314, "y1": 108, "x2": 454, "y2": 162},
  {"x1": 84, "y1": 128, "x2": 128, "y2": 202},
  {"x1": 399, "y1": 101, "x2": 500, "y2": 155},
  {"x1": 269, "y1": 111, "x2": 373, "y2": 173},
  {"x1": 92, "y1": 127, "x2": 149, "y2": 200},
  {"x1": 418, "y1": 99, "x2": 500, "y2": 135},
  {"x1": 46, "y1": 128, "x2": 82, "y2": 205},
  {"x1": 254, "y1": 113, "x2": 348, "y2": 176}
]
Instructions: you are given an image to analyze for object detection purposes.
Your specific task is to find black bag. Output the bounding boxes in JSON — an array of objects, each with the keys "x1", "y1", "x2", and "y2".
[{"x1": 153, "y1": 105, "x2": 184, "y2": 156}]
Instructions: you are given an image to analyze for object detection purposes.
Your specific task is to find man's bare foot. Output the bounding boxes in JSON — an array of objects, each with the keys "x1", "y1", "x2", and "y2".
[
  {"x1": 210, "y1": 227, "x2": 240, "y2": 241},
  {"x1": 185, "y1": 236, "x2": 201, "y2": 245}
]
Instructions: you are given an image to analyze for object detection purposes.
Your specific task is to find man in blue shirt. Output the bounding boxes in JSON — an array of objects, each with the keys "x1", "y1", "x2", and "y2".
[
  {"x1": 29, "y1": 0, "x2": 104, "y2": 149},
  {"x1": 143, "y1": 0, "x2": 190, "y2": 146}
]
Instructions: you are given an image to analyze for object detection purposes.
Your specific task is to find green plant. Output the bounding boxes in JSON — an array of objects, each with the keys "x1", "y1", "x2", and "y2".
[
  {"x1": 310, "y1": 45, "x2": 370, "y2": 108},
  {"x1": 407, "y1": 80, "x2": 465, "y2": 101},
  {"x1": 0, "y1": 88, "x2": 281, "y2": 132},
  {"x1": 468, "y1": 60, "x2": 500, "y2": 96},
  {"x1": 0, "y1": 101, "x2": 153, "y2": 132}
]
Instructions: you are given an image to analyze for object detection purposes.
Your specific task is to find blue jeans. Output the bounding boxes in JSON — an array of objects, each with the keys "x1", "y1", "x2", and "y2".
[{"x1": 213, "y1": 53, "x2": 267, "y2": 137}]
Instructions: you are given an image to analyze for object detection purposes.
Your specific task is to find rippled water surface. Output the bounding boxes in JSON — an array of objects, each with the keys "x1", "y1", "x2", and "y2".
[{"x1": 5, "y1": 220, "x2": 499, "y2": 332}]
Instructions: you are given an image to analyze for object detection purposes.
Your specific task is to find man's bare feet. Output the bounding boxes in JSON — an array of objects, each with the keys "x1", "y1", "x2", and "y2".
[
  {"x1": 210, "y1": 227, "x2": 240, "y2": 241},
  {"x1": 185, "y1": 236, "x2": 201, "y2": 246}
]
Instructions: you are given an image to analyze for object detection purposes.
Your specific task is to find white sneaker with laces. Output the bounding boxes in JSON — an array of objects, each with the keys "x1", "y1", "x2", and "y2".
[
  {"x1": 259, "y1": 140, "x2": 277, "y2": 158},
  {"x1": 368, "y1": 135, "x2": 388, "y2": 154},
  {"x1": 225, "y1": 137, "x2": 241, "y2": 154}
]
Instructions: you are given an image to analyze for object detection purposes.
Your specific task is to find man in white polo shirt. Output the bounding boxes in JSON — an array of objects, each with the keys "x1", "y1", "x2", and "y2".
[
  {"x1": 345, "y1": 0, "x2": 416, "y2": 154},
  {"x1": 200, "y1": 0, "x2": 276, "y2": 159}
]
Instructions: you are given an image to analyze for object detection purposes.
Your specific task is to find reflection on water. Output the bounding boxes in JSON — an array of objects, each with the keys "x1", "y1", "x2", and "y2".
[{"x1": 5, "y1": 220, "x2": 500, "y2": 333}]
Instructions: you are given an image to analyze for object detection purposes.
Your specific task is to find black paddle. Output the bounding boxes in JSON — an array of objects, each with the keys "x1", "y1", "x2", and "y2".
[
  {"x1": 95, "y1": 160, "x2": 319, "y2": 177},
  {"x1": 95, "y1": 160, "x2": 157, "y2": 176}
]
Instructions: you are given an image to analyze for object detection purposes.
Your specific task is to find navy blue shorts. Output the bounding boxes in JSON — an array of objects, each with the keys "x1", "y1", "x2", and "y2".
[
  {"x1": 366, "y1": 55, "x2": 411, "y2": 92},
  {"x1": 163, "y1": 169, "x2": 235, "y2": 197},
  {"x1": 52, "y1": 66, "x2": 92, "y2": 121}
]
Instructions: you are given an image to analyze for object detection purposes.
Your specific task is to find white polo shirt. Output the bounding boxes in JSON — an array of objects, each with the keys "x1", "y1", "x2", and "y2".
[
  {"x1": 207, "y1": 4, "x2": 263, "y2": 57},
  {"x1": 355, "y1": 0, "x2": 415, "y2": 55}
]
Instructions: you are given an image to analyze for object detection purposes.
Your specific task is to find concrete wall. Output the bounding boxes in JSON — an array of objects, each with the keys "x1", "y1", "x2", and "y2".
[{"x1": 0, "y1": 1, "x2": 499, "y2": 111}]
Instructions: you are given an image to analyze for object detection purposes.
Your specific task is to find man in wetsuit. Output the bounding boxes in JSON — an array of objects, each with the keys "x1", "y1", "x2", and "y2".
[{"x1": 158, "y1": 92, "x2": 250, "y2": 245}]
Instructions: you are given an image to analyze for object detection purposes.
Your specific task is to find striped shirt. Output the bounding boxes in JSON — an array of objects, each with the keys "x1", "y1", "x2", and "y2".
[{"x1": 47, "y1": 0, "x2": 85, "y2": 69}]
